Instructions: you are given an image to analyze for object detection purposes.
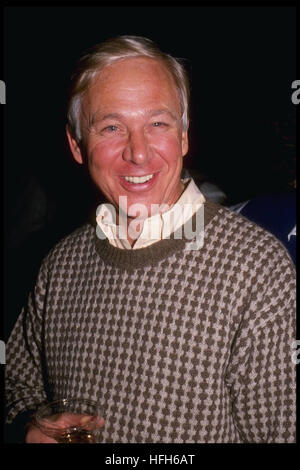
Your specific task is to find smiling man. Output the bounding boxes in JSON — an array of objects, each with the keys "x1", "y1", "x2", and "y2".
[
  {"x1": 5, "y1": 36, "x2": 296, "y2": 443},
  {"x1": 67, "y1": 53, "x2": 189, "y2": 245}
]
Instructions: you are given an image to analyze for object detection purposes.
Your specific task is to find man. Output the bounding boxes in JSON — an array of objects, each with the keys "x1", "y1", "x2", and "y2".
[{"x1": 5, "y1": 36, "x2": 296, "y2": 443}]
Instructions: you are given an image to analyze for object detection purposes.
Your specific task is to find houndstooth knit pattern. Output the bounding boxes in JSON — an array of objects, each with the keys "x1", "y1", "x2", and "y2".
[{"x1": 5, "y1": 201, "x2": 296, "y2": 443}]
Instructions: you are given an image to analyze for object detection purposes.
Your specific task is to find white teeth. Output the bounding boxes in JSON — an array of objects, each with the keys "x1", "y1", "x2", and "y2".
[{"x1": 124, "y1": 174, "x2": 154, "y2": 183}]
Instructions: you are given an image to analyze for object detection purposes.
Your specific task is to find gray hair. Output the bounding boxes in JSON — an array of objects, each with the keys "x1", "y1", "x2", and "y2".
[{"x1": 67, "y1": 35, "x2": 190, "y2": 142}]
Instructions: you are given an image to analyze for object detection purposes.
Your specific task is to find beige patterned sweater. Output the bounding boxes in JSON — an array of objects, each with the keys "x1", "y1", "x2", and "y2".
[{"x1": 5, "y1": 200, "x2": 296, "y2": 442}]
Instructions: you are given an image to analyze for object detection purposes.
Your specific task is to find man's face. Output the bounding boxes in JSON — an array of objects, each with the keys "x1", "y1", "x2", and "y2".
[{"x1": 67, "y1": 57, "x2": 188, "y2": 219}]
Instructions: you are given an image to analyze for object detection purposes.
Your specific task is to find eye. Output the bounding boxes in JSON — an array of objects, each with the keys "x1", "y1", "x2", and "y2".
[
  {"x1": 103, "y1": 125, "x2": 118, "y2": 133},
  {"x1": 152, "y1": 122, "x2": 166, "y2": 127}
]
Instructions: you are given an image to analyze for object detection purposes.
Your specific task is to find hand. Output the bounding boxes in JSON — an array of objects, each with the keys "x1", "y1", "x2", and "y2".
[
  {"x1": 25, "y1": 423, "x2": 58, "y2": 443},
  {"x1": 25, "y1": 413, "x2": 105, "y2": 443}
]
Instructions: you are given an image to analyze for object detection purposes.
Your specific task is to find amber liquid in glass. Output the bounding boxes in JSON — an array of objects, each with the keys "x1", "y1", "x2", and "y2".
[{"x1": 54, "y1": 429, "x2": 96, "y2": 443}]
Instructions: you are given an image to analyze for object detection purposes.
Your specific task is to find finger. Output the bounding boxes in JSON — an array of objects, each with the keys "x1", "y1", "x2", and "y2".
[
  {"x1": 37, "y1": 413, "x2": 105, "y2": 433},
  {"x1": 26, "y1": 425, "x2": 58, "y2": 444}
]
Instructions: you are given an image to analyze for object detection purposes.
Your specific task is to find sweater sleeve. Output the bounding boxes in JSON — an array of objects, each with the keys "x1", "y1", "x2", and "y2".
[
  {"x1": 225, "y1": 243, "x2": 296, "y2": 443},
  {"x1": 5, "y1": 259, "x2": 50, "y2": 425}
]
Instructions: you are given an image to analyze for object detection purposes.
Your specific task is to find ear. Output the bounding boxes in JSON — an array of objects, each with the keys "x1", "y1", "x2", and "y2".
[
  {"x1": 181, "y1": 130, "x2": 189, "y2": 157},
  {"x1": 66, "y1": 125, "x2": 84, "y2": 164}
]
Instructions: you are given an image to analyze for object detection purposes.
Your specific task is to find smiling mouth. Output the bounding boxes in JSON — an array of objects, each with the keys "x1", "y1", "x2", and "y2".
[{"x1": 123, "y1": 174, "x2": 154, "y2": 184}]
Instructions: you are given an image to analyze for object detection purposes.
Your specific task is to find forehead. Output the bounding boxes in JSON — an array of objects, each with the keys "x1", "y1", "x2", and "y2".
[{"x1": 82, "y1": 57, "x2": 181, "y2": 116}]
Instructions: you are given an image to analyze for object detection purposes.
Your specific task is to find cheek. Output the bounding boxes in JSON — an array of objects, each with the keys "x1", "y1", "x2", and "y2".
[
  {"x1": 87, "y1": 141, "x2": 119, "y2": 173},
  {"x1": 153, "y1": 141, "x2": 184, "y2": 175},
  {"x1": 152, "y1": 133, "x2": 183, "y2": 159}
]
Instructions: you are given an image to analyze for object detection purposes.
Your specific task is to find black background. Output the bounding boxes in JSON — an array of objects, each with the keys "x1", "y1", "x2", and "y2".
[{"x1": 3, "y1": 5, "x2": 296, "y2": 338}]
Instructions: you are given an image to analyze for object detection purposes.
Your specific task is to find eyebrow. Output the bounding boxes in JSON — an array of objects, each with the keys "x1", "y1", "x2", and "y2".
[
  {"x1": 88, "y1": 108, "x2": 178, "y2": 127},
  {"x1": 147, "y1": 109, "x2": 178, "y2": 120}
]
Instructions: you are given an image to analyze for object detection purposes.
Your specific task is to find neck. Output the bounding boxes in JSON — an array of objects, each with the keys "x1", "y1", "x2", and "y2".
[
  {"x1": 117, "y1": 212, "x2": 143, "y2": 247},
  {"x1": 116, "y1": 181, "x2": 187, "y2": 246}
]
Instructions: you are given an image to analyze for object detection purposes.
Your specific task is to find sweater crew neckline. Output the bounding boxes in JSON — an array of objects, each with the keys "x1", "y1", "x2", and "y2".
[{"x1": 94, "y1": 200, "x2": 221, "y2": 269}]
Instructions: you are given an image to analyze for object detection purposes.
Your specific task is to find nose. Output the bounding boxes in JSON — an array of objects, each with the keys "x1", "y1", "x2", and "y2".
[{"x1": 122, "y1": 130, "x2": 150, "y2": 165}]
